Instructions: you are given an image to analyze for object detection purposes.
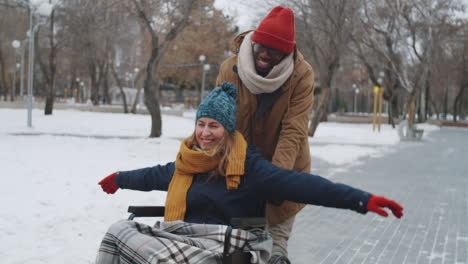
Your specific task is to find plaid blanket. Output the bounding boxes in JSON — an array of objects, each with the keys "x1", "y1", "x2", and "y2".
[{"x1": 96, "y1": 220, "x2": 272, "y2": 264}]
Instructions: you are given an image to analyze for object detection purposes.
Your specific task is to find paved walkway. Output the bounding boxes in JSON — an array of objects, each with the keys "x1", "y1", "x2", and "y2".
[{"x1": 288, "y1": 127, "x2": 468, "y2": 264}]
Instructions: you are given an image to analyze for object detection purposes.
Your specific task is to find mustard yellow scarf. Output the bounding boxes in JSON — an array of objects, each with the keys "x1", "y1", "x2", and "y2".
[{"x1": 164, "y1": 131, "x2": 247, "y2": 221}]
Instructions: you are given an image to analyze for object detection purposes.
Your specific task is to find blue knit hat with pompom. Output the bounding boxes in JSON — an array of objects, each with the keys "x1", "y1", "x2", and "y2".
[{"x1": 196, "y1": 82, "x2": 237, "y2": 132}]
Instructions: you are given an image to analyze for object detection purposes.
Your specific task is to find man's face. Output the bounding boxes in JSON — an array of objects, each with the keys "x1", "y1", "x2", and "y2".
[{"x1": 252, "y1": 42, "x2": 287, "y2": 76}]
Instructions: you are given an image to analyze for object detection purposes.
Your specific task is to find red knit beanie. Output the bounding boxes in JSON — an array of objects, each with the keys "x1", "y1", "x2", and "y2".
[{"x1": 251, "y1": 6, "x2": 296, "y2": 54}]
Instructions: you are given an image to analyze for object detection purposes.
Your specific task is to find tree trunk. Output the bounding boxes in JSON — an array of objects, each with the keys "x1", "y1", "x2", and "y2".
[
  {"x1": 89, "y1": 60, "x2": 104, "y2": 105},
  {"x1": 131, "y1": 70, "x2": 144, "y2": 114},
  {"x1": 131, "y1": 0, "x2": 195, "y2": 137},
  {"x1": 407, "y1": 96, "x2": 416, "y2": 130},
  {"x1": 102, "y1": 62, "x2": 110, "y2": 104},
  {"x1": 453, "y1": 84, "x2": 466, "y2": 122},
  {"x1": 87, "y1": 59, "x2": 97, "y2": 105},
  {"x1": 131, "y1": 85, "x2": 143, "y2": 114},
  {"x1": 429, "y1": 90, "x2": 439, "y2": 120},
  {"x1": 308, "y1": 87, "x2": 329, "y2": 137},
  {"x1": 44, "y1": 9, "x2": 56, "y2": 115},
  {"x1": 423, "y1": 75, "x2": 430, "y2": 121},
  {"x1": 0, "y1": 47, "x2": 8, "y2": 101},
  {"x1": 110, "y1": 62, "x2": 128, "y2": 113},
  {"x1": 389, "y1": 94, "x2": 398, "y2": 128},
  {"x1": 145, "y1": 82, "x2": 162, "y2": 136},
  {"x1": 142, "y1": 43, "x2": 162, "y2": 136},
  {"x1": 96, "y1": 62, "x2": 105, "y2": 104}
]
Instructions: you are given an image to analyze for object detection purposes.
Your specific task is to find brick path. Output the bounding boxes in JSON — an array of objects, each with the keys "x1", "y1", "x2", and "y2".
[{"x1": 288, "y1": 127, "x2": 468, "y2": 264}]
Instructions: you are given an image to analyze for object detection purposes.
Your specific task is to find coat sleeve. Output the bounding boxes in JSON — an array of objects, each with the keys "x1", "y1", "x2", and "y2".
[
  {"x1": 271, "y1": 67, "x2": 314, "y2": 170},
  {"x1": 115, "y1": 162, "x2": 175, "y2": 192},
  {"x1": 246, "y1": 148, "x2": 370, "y2": 214}
]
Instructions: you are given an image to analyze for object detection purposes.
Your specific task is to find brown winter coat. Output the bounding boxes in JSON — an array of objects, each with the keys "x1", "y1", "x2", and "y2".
[{"x1": 216, "y1": 31, "x2": 315, "y2": 224}]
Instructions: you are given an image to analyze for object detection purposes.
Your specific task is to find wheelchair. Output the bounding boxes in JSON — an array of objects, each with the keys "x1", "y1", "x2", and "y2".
[{"x1": 127, "y1": 206, "x2": 291, "y2": 264}]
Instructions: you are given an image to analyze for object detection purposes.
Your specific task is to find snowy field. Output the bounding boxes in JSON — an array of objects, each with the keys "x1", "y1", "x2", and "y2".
[{"x1": 0, "y1": 108, "x2": 439, "y2": 263}]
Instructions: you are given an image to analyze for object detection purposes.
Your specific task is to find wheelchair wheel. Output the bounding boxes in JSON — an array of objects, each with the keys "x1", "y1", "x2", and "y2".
[{"x1": 269, "y1": 255, "x2": 291, "y2": 264}]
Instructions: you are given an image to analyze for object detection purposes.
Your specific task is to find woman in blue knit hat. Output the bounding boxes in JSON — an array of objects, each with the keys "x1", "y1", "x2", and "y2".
[{"x1": 96, "y1": 82, "x2": 403, "y2": 264}]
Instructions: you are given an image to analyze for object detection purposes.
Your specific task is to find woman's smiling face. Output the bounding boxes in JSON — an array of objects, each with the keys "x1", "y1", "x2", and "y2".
[{"x1": 195, "y1": 117, "x2": 225, "y2": 150}]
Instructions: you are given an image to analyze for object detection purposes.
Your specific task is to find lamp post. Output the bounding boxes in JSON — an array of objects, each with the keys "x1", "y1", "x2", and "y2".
[
  {"x1": 353, "y1": 83, "x2": 359, "y2": 113},
  {"x1": 26, "y1": 1, "x2": 53, "y2": 127},
  {"x1": 27, "y1": 8, "x2": 35, "y2": 127},
  {"x1": 12, "y1": 63, "x2": 20, "y2": 100},
  {"x1": 11, "y1": 40, "x2": 21, "y2": 101},
  {"x1": 378, "y1": 71, "x2": 385, "y2": 115},
  {"x1": 75, "y1": 78, "x2": 81, "y2": 103},
  {"x1": 133, "y1": 68, "x2": 139, "y2": 91},
  {"x1": 377, "y1": 71, "x2": 384, "y2": 87},
  {"x1": 377, "y1": 72, "x2": 385, "y2": 132},
  {"x1": 80, "y1": 81, "x2": 85, "y2": 103},
  {"x1": 198, "y1": 55, "x2": 206, "y2": 104},
  {"x1": 201, "y1": 64, "x2": 210, "y2": 101},
  {"x1": 125, "y1": 73, "x2": 130, "y2": 87},
  {"x1": 133, "y1": 68, "x2": 141, "y2": 108},
  {"x1": 18, "y1": 39, "x2": 28, "y2": 100}
]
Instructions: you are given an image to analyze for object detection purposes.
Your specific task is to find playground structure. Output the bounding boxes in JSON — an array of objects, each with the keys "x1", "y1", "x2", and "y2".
[{"x1": 372, "y1": 85, "x2": 424, "y2": 141}]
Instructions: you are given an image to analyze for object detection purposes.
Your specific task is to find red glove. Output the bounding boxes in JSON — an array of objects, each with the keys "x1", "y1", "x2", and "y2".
[
  {"x1": 98, "y1": 172, "x2": 119, "y2": 194},
  {"x1": 367, "y1": 195, "x2": 403, "y2": 218}
]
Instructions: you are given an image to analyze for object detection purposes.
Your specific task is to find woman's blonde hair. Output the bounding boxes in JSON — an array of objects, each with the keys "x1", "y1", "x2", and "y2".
[{"x1": 187, "y1": 129, "x2": 235, "y2": 180}]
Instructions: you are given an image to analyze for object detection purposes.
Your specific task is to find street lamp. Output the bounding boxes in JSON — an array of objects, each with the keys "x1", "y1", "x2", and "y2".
[
  {"x1": 353, "y1": 83, "x2": 359, "y2": 113},
  {"x1": 199, "y1": 55, "x2": 206, "y2": 63},
  {"x1": 16, "y1": 38, "x2": 29, "y2": 100},
  {"x1": 373, "y1": 71, "x2": 385, "y2": 132},
  {"x1": 80, "y1": 81, "x2": 85, "y2": 103},
  {"x1": 12, "y1": 63, "x2": 20, "y2": 100},
  {"x1": 11, "y1": 40, "x2": 20, "y2": 49},
  {"x1": 26, "y1": 1, "x2": 54, "y2": 127},
  {"x1": 201, "y1": 64, "x2": 211, "y2": 100},
  {"x1": 75, "y1": 78, "x2": 81, "y2": 103},
  {"x1": 377, "y1": 71, "x2": 384, "y2": 86},
  {"x1": 11, "y1": 40, "x2": 21, "y2": 101},
  {"x1": 134, "y1": 67, "x2": 140, "y2": 87},
  {"x1": 199, "y1": 55, "x2": 206, "y2": 103},
  {"x1": 133, "y1": 68, "x2": 141, "y2": 107}
]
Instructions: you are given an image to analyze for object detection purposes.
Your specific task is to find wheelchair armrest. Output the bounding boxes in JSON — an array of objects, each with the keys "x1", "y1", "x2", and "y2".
[
  {"x1": 127, "y1": 206, "x2": 165, "y2": 220},
  {"x1": 223, "y1": 217, "x2": 266, "y2": 263}
]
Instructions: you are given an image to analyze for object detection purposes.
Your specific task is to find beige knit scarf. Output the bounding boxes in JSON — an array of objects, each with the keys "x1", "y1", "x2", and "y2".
[
  {"x1": 164, "y1": 131, "x2": 247, "y2": 221},
  {"x1": 237, "y1": 32, "x2": 294, "y2": 95}
]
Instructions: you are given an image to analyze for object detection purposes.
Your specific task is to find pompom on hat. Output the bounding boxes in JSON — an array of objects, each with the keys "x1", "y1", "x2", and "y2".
[
  {"x1": 196, "y1": 82, "x2": 238, "y2": 132},
  {"x1": 251, "y1": 6, "x2": 296, "y2": 54}
]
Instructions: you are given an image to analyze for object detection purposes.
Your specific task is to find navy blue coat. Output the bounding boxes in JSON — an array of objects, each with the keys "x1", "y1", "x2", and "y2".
[{"x1": 116, "y1": 145, "x2": 371, "y2": 225}]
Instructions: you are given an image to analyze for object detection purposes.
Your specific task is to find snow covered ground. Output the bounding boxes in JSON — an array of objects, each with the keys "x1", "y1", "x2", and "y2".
[{"x1": 0, "y1": 108, "x2": 439, "y2": 263}]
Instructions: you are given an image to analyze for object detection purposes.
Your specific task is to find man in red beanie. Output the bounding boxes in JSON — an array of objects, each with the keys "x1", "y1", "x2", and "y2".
[{"x1": 216, "y1": 6, "x2": 315, "y2": 263}]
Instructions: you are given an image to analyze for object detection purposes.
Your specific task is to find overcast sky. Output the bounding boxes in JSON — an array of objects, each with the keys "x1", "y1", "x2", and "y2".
[
  {"x1": 215, "y1": 0, "x2": 468, "y2": 32},
  {"x1": 214, "y1": 0, "x2": 271, "y2": 32}
]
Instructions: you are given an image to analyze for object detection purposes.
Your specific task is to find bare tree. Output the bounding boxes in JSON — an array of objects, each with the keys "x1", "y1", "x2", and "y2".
[
  {"x1": 401, "y1": 0, "x2": 463, "y2": 122},
  {"x1": 130, "y1": 0, "x2": 196, "y2": 137},
  {"x1": 291, "y1": 0, "x2": 361, "y2": 136},
  {"x1": 350, "y1": 0, "x2": 413, "y2": 128},
  {"x1": 130, "y1": 69, "x2": 144, "y2": 114},
  {"x1": 36, "y1": 4, "x2": 58, "y2": 115},
  {"x1": 158, "y1": 1, "x2": 236, "y2": 97},
  {"x1": 0, "y1": 1, "x2": 28, "y2": 101},
  {"x1": 451, "y1": 30, "x2": 468, "y2": 121},
  {"x1": 351, "y1": 0, "x2": 463, "y2": 127},
  {"x1": 110, "y1": 60, "x2": 129, "y2": 113},
  {"x1": 60, "y1": 0, "x2": 117, "y2": 106}
]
